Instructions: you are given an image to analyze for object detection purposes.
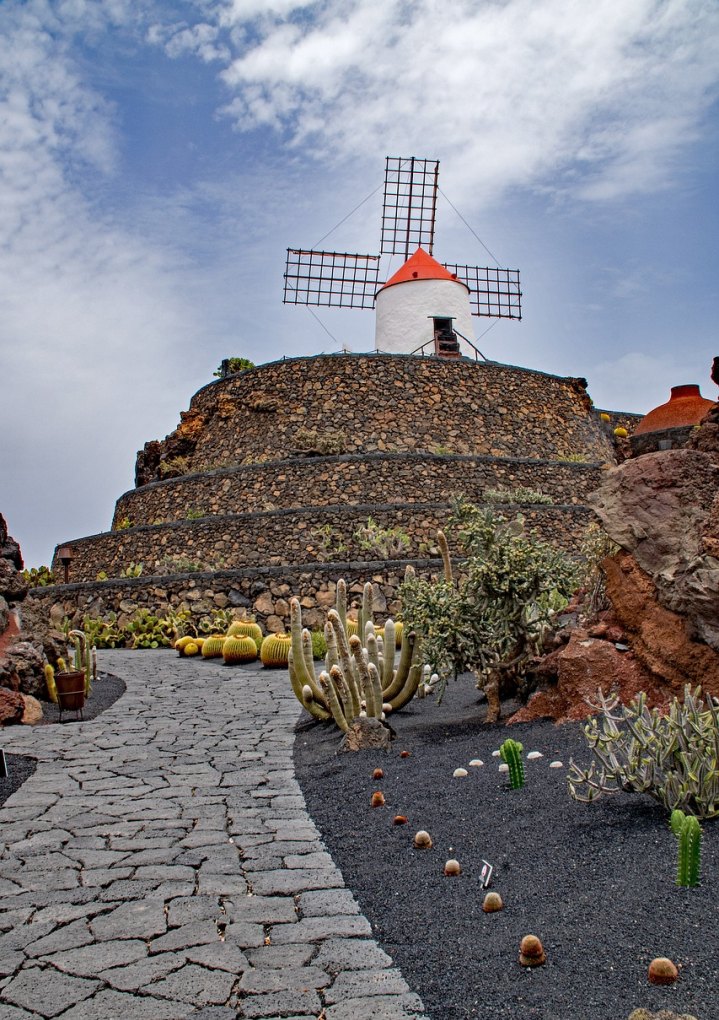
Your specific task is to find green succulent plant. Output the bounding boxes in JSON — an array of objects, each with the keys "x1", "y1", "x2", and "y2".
[
  {"x1": 401, "y1": 500, "x2": 577, "y2": 721},
  {"x1": 568, "y1": 685, "x2": 719, "y2": 819},
  {"x1": 670, "y1": 809, "x2": 702, "y2": 887},
  {"x1": 500, "y1": 738, "x2": 525, "y2": 789}
]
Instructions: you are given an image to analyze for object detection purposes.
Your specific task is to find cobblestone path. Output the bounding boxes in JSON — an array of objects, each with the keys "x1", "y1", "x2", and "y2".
[{"x1": 0, "y1": 650, "x2": 426, "y2": 1020}]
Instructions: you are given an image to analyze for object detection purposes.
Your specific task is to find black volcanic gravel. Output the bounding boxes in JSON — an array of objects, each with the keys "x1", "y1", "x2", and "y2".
[
  {"x1": 0, "y1": 672, "x2": 125, "y2": 808},
  {"x1": 294, "y1": 679, "x2": 717, "y2": 1020}
]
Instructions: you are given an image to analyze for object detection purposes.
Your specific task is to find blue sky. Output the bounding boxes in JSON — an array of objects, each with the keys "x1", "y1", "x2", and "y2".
[{"x1": 1, "y1": 0, "x2": 717, "y2": 568}]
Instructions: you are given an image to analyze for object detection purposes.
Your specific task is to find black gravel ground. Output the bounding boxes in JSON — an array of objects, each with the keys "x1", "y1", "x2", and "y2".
[
  {"x1": 0, "y1": 672, "x2": 125, "y2": 809},
  {"x1": 294, "y1": 679, "x2": 717, "y2": 1020}
]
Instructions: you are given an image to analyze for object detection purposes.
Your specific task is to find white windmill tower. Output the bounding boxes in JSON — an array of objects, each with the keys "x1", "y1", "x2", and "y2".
[{"x1": 283, "y1": 156, "x2": 522, "y2": 358}]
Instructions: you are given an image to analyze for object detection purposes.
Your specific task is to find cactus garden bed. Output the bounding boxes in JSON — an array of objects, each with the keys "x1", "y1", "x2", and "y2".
[{"x1": 294, "y1": 678, "x2": 715, "y2": 1020}]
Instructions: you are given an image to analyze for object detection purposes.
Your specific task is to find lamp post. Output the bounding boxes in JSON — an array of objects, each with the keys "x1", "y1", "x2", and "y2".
[{"x1": 57, "y1": 546, "x2": 73, "y2": 585}]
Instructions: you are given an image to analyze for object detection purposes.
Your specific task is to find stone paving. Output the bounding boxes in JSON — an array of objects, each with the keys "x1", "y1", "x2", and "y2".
[{"x1": 0, "y1": 650, "x2": 426, "y2": 1020}]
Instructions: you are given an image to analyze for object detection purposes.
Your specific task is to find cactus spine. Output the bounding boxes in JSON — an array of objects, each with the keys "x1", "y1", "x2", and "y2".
[
  {"x1": 671, "y1": 809, "x2": 702, "y2": 887},
  {"x1": 500, "y1": 738, "x2": 525, "y2": 789}
]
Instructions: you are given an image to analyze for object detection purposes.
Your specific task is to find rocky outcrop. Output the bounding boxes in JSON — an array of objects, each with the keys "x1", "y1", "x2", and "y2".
[
  {"x1": 0, "y1": 513, "x2": 54, "y2": 713},
  {"x1": 591, "y1": 447, "x2": 719, "y2": 651},
  {"x1": 602, "y1": 551, "x2": 719, "y2": 691},
  {"x1": 515, "y1": 392, "x2": 719, "y2": 722},
  {"x1": 510, "y1": 616, "x2": 656, "y2": 725}
]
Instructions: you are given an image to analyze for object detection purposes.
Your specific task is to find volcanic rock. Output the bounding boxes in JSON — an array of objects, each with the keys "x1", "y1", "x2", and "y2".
[
  {"x1": 0, "y1": 687, "x2": 24, "y2": 726},
  {"x1": 591, "y1": 448, "x2": 719, "y2": 651},
  {"x1": 509, "y1": 626, "x2": 654, "y2": 724}
]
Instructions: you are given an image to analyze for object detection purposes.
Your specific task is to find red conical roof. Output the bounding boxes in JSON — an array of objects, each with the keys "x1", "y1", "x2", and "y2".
[
  {"x1": 634, "y1": 384, "x2": 715, "y2": 435},
  {"x1": 378, "y1": 247, "x2": 468, "y2": 293}
]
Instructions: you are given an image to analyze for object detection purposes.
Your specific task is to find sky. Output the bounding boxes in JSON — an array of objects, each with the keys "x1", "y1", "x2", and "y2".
[{"x1": 1, "y1": 0, "x2": 717, "y2": 569}]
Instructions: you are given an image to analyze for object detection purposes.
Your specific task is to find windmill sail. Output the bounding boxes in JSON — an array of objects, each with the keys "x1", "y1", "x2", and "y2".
[
  {"x1": 282, "y1": 156, "x2": 521, "y2": 320},
  {"x1": 283, "y1": 249, "x2": 380, "y2": 309},
  {"x1": 380, "y1": 156, "x2": 440, "y2": 258},
  {"x1": 443, "y1": 263, "x2": 522, "y2": 320}
]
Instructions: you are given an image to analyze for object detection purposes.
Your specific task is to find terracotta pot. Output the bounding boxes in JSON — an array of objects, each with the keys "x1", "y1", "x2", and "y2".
[{"x1": 55, "y1": 670, "x2": 86, "y2": 716}]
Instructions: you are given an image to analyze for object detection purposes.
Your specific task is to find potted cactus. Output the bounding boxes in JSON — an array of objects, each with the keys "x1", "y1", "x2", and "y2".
[{"x1": 50, "y1": 630, "x2": 94, "y2": 720}]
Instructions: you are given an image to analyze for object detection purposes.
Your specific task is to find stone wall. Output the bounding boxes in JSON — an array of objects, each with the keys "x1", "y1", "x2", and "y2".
[
  {"x1": 30, "y1": 561, "x2": 443, "y2": 634},
  {"x1": 54, "y1": 502, "x2": 594, "y2": 583},
  {"x1": 114, "y1": 452, "x2": 607, "y2": 528},
  {"x1": 135, "y1": 353, "x2": 617, "y2": 483}
]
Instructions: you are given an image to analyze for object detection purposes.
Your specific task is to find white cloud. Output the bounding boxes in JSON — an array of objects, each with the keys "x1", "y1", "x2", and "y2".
[
  {"x1": 192, "y1": 0, "x2": 719, "y2": 209},
  {"x1": 0, "y1": 1, "x2": 221, "y2": 566}
]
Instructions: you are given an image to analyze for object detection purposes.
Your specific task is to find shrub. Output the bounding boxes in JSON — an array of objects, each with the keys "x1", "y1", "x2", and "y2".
[
  {"x1": 401, "y1": 500, "x2": 577, "y2": 720},
  {"x1": 213, "y1": 357, "x2": 255, "y2": 378},
  {"x1": 158, "y1": 456, "x2": 190, "y2": 478}
]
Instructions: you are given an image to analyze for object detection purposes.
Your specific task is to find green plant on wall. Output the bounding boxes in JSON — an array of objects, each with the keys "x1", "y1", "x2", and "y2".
[
  {"x1": 484, "y1": 487, "x2": 552, "y2": 505},
  {"x1": 401, "y1": 499, "x2": 577, "y2": 721},
  {"x1": 185, "y1": 508, "x2": 205, "y2": 520},
  {"x1": 115, "y1": 517, "x2": 132, "y2": 531},
  {"x1": 353, "y1": 516, "x2": 411, "y2": 560},
  {"x1": 21, "y1": 566, "x2": 55, "y2": 587},
  {"x1": 158, "y1": 456, "x2": 190, "y2": 478},
  {"x1": 213, "y1": 357, "x2": 255, "y2": 378},
  {"x1": 310, "y1": 524, "x2": 348, "y2": 561}
]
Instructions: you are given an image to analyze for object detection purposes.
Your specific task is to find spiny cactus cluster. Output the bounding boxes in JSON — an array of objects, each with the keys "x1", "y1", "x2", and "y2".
[
  {"x1": 670, "y1": 809, "x2": 702, "y2": 887},
  {"x1": 288, "y1": 577, "x2": 421, "y2": 731},
  {"x1": 568, "y1": 685, "x2": 719, "y2": 819}
]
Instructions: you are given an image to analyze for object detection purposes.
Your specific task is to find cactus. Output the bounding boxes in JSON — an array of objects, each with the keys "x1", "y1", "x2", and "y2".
[
  {"x1": 500, "y1": 738, "x2": 525, "y2": 789},
  {"x1": 670, "y1": 809, "x2": 702, "y2": 887},
  {"x1": 68, "y1": 630, "x2": 93, "y2": 696},
  {"x1": 227, "y1": 620, "x2": 263, "y2": 650},
  {"x1": 201, "y1": 634, "x2": 226, "y2": 659},
  {"x1": 222, "y1": 634, "x2": 258, "y2": 664},
  {"x1": 287, "y1": 588, "x2": 421, "y2": 734},
  {"x1": 44, "y1": 664, "x2": 58, "y2": 704},
  {"x1": 260, "y1": 633, "x2": 292, "y2": 668},
  {"x1": 568, "y1": 685, "x2": 719, "y2": 819}
]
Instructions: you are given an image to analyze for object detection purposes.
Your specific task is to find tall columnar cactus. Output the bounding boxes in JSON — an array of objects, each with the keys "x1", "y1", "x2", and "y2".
[
  {"x1": 670, "y1": 809, "x2": 702, "y2": 887},
  {"x1": 500, "y1": 738, "x2": 525, "y2": 789},
  {"x1": 68, "y1": 630, "x2": 93, "y2": 696},
  {"x1": 287, "y1": 585, "x2": 421, "y2": 733}
]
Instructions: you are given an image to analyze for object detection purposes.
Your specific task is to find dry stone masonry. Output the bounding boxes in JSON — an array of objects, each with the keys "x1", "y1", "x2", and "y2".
[{"x1": 45, "y1": 352, "x2": 635, "y2": 626}]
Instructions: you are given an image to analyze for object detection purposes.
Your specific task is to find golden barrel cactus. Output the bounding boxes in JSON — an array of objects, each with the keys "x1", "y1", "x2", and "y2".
[
  {"x1": 223, "y1": 634, "x2": 259, "y2": 664},
  {"x1": 227, "y1": 620, "x2": 263, "y2": 650},
  {"x1": 260, "y1": 633, "x2": 292, "y2": 668},
  {"x1": 201, "y1": 634, "x2": 226, "y2": 659}
]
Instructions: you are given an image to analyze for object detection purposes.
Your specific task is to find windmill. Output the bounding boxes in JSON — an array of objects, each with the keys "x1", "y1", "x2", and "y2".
[{"x1": 283, "y1": 156, "x2": 522, "y2": 358}]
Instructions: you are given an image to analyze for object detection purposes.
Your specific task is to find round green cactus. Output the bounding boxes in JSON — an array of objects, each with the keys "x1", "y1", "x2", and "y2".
[
  {"x1": 260, "y1": 633, "x2": 292, "y2": 668},
  {"x1": 223, "y1": 634, "x2": 258, "y2": 665},
  {"x1": 227, "y1": 620, "x2": 263, "y2": 649},
  {"x1": 201, "y1": 634, "x2": 226, "y2": 659}
]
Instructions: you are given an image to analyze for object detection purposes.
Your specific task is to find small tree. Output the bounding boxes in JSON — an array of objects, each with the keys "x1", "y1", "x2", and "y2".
[
  {"x1": 401, "y1": 500, "x2": 577, "y2": 722},
  {"x1": 213, "y1": 357, "x2": 255, "y2": 378}
]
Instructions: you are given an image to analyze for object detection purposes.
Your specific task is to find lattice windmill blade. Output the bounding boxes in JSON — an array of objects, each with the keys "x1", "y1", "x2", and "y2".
[
  {"x1": 380, "y1": 156, "x2": 440, "y2": 259},
  {"x1": 283, "y1": 249, "x2": 381, "y2": 309},
  {"x1": 443, "y1": 263, "x2": 522, "y2": 320}
]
